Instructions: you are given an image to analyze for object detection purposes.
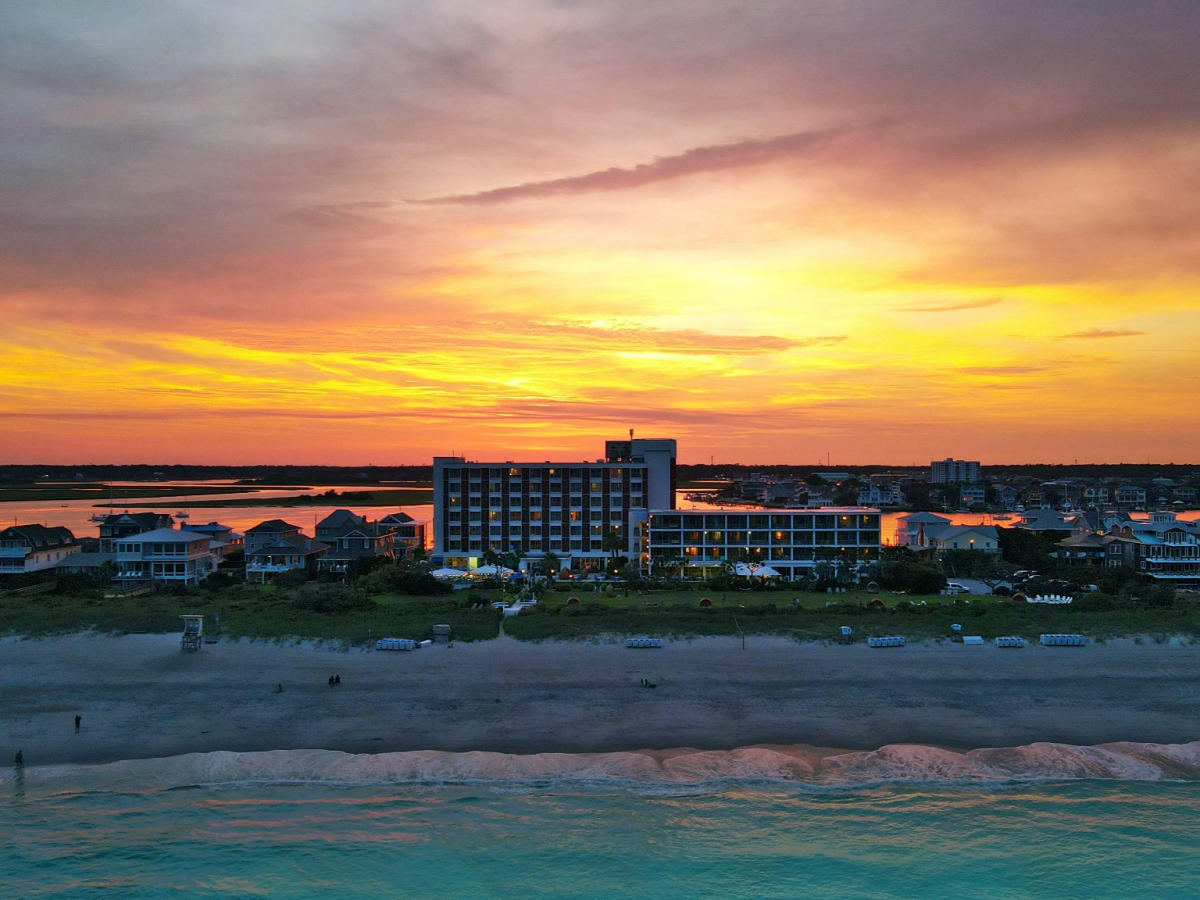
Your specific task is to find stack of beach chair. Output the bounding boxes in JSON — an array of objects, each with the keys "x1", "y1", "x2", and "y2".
[
  {"x1": 994, "y1": 636, "x2": 1024, "y2": 648},
  {"x1": 625, "y1": 637, "x2": 663, "y2": 649},
  {"x1": 375, "y1": 637, "x2": 418, "y2": 651},
  {"x1": 866, "y1": 636, "x2": 906, "y2": 648},
  {"x1": 1039, "y1": 633, "x2": 1086, "y2": 647}
]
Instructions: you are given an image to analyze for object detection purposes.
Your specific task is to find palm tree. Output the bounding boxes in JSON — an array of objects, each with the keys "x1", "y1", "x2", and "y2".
[
  {"x1": 538, "y1": 551, "x2": 561, "y2": 582},
  {"x1": 601, "y1": 527, "x2": 625, "y2": 569}
]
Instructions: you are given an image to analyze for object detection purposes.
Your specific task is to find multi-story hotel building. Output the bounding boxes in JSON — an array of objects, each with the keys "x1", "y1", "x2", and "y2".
[
  {"x1": 432, "y1": 437, "x2": 676, "y2": 571},
  {"x1": 646, "y1": 508, "x2": 881, "y2": 579}
]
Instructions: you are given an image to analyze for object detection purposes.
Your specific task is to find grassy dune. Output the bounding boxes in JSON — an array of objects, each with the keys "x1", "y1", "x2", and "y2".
[{"x1": 2, "y1": 583, "x2": 1194, "y2": 646}]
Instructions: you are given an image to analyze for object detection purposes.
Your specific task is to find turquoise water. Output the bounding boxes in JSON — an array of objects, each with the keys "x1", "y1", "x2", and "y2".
[{"x1": 4, "y1": 777, "x2": 1198, "y2": 899}]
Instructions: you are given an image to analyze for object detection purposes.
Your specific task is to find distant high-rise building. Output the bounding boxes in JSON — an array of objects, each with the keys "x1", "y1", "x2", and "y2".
[{"x1": 930, "y1": 458, "x2": 981, "y2": 484}]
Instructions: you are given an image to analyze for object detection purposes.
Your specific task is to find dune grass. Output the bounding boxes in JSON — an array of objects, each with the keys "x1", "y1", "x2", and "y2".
[{"x1": 1, "y1": 583, "x2": 1194, "y2": 645}]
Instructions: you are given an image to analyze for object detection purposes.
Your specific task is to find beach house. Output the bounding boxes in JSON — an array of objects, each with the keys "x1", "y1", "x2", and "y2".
[
  {"x1": 97, "y1": 512, "x2": 175, "y2": 552},
  {"x1": 378, "y1": 511, "x2": 427, "y2": 557},
  {"x1": 114, "y1": 527, "x2": 216, "y2": 585},
  {"x1": 244, "y1": 520, "x2": 328, "y2": 582},
  {"x1": 0, "y1": 524, "x2": 79, "y2": 573},
  {"x1": 314, "y1": 509, "x2": 397, "y2": 573}
]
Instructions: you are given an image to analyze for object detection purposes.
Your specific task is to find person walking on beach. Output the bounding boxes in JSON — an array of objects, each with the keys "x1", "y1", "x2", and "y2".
[
  {"x1": 75, "y1": 714, "x2": 81, "y2": 733},
  {"x1": 14, "y1": 750, "x2": 23, "y2": 767}
]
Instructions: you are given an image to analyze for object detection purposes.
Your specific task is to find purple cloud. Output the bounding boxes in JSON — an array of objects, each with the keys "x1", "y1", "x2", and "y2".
[{"x1": 418, "y1": 128, "x2": 854, "y2": 204}]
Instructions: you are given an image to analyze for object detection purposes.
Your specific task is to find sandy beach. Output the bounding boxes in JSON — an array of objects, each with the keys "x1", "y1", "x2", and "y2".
[{"x1": 2, "y1": 633, "x2": 1198, "y2": 767}]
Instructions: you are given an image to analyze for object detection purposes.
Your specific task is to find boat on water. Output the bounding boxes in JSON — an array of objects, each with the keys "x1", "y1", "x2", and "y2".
[{"x1": 174, "y1": 511, "x2": 190, "y2": 519}]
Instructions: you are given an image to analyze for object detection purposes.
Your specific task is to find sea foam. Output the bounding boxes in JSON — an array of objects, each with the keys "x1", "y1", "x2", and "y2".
[{"x1": 6, "y1": 740, "x2": 1200, "y2": 796}]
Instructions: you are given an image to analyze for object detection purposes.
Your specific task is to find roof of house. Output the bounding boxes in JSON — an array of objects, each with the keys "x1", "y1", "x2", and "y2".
[
  {"x1": 928, "y1": 524, "x2": 999, "y2": 541},
  {"x1": 116, "y1": 527, "x2": 209, "y2": 543},
  {"x1": 1058, "y1": 533, "x2": 1108, "y2": 549},
  {"x1": 900, "y1": 511, "x2": 952, "y2": 525},
  {"x1": 99, "y1": 512, "x2": 173, "y2": 527},
  {"x1": 379, "y1": 512, "x2": 415, "y2": 524},
  {"x1": 246, "y1": 534, "x2": 328, "y2": 556},
  {"x1": 53, "y1": 551, "x2": 114, "y2": 569},
  {"x1": 1018, "y1": 509, "x2": 1076, "y2": 531},
  {"x1": 245, "y1": 519, "x2": 302, "y2": 534},
  {"x1": 180, "y1": 521, "x2": 233, "y2": 534},
  {"x1": 0, "y1": 524, "x2": 77, "y2": 549},
  {"x1": 316, "y1": 509, "x2": 366, "y2": 531}
]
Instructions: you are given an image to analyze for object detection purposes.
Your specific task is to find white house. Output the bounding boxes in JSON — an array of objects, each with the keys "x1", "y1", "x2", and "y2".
[
  {"x1": 0, "y1": 524, "x2": 79, "y2": 574},
  {"x1": 922, "y1": 524, "x2": 1000, "y2": 554},
  {"x1": 114, "y1": 527, "x2": 216, "y2": 585}
]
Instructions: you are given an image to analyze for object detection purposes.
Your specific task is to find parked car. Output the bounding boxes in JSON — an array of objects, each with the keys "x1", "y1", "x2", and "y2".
[{"x1": 945, "y1": 582, "x2": 969, "y2": 595}]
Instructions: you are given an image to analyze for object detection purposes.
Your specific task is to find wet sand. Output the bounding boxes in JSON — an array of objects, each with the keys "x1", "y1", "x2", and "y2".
[{"x1": 2, "y1": 633, "x2": 1198, "y2": 766}]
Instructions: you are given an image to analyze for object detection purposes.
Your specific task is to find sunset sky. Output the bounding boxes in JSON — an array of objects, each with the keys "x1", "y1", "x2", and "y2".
[{"x1": 2, "y1": 1, "x2": 1198, "y2": 465}]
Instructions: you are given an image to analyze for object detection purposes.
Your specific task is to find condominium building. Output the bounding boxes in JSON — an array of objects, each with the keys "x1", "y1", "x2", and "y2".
[
  {"x1": 432, "y1": 437, "x2": 676, "y2": 571},
  {"x1": 646, "y1": 507, "x2": 881, "y2": 579},
  {"x1": 930, "y1": 458, "x2": 981, "y2": 484}
]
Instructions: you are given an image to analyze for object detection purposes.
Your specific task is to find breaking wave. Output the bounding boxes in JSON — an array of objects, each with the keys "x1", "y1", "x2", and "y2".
[{"x1": 7, "y1": 741, "x2": 1200, "y2": 796}]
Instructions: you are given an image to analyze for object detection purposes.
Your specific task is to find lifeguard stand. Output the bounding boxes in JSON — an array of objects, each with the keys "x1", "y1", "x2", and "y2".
[{"x1": 181, "y1": 615, "x2": 204, "y2": 652}]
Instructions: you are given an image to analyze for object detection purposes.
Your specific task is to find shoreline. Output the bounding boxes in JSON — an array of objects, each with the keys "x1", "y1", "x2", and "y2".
[{"x1": 3, "y1": 633, "x2": 1199, "y2": 768}]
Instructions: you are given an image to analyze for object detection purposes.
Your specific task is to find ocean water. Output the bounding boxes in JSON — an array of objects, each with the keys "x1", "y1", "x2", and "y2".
[{"x1": 3, "y1": 746, "x2": 1199, "y2": 899}]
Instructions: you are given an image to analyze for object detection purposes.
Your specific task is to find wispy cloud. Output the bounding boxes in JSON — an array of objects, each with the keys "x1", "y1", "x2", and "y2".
[
  {"x1": 899, "y1": 297, "x2": 1003, "y2": 313},
  {"x1": 958, "y1": 365, "x2": 1048, "y2": 375},
  {"x1": 1057, "y1": 328, "x2": 1146, "y2": 339},
  {"x1": 515, "y1": 320, "x2": 847, "y2": 355},
  {"x1": 418, "y1": 128, "x2": 853, "y2": 204}
]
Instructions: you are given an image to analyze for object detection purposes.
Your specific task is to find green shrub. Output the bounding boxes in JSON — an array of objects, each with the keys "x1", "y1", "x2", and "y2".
[{"x1": 287, "y1": 582, "x2": 373, "y2": 614}]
